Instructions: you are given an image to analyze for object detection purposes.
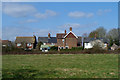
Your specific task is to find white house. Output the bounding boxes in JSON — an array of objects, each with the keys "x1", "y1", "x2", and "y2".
[{"x1": 84, "y1": 38, "x2": 108, "y2": 50}]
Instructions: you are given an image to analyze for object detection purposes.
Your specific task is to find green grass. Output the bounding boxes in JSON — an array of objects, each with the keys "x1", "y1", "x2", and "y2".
[{"x1": 2, "y1": 54, "x2": 118, "y2": 78}]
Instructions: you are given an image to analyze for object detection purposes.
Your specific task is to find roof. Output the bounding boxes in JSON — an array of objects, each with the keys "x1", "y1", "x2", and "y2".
[
  {"x1": 111, "y1": 43, "x2": 118, "y2": 48},
  {"x1": 84, "y1": 38, "x2": 108, "y2": 43},
  {"x1": 38, "y1": 37, "x2": 48, "y2": 43},
  {"x1": 64, "y1": 31, "x2": 78, "y2": 38},
  {"x1": 15, "y1": 37, "x2": 35, "y2": 43},
  {"x1": 2, "y1": 40, "x2": 11, "y2": 45},
  {"x1": 38, "y1": 37, "x2": 57, "y2": 43},
  {"x1": 56, "y1": 33, "x2": 66, "y2": 39},
  {"x1": 48, "y1": 37, "x2": 57, "y2": 43}
]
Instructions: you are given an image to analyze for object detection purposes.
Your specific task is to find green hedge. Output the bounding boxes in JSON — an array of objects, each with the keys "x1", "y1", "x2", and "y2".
[
  {"x1": 50, "y1": 46, "x2": 58, "y2": 51},
  {"x1": 61, "y1": 47, "x2": 83, "y2": 51}
]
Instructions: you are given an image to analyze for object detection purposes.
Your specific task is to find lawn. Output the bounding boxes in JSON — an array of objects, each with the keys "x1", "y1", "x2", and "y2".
[{"x1": 2, "y1": 54, "x2": 118, "y2": 78}]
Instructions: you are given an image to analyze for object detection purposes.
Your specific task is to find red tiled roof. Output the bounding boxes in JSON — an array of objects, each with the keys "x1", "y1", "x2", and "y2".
[
  {"x1": 15, "y1": 36, "x2": 35, "y2": 43},
  {"x1": 2, "y1": 40, "x2": 11, "y2": 43}
]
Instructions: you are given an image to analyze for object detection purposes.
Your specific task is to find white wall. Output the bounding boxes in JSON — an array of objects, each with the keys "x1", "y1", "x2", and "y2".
[{"x1": 84, "y1": 43, "x2": 93, "y2": 49}]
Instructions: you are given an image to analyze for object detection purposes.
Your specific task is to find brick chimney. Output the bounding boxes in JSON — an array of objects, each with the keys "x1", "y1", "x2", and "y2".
[
  {"x1": 70, "y1": 27, "x2": 72, "y2": 31},
  {"x1": 65, "y1": 30, "x2": 67, "y2": 35},
  {"x1": 48, "y1": 33, "x2": 51, "y2": 39}
]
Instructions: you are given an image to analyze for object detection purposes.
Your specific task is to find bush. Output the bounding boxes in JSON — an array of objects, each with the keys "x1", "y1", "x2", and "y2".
[
  {"x1": 60, "y1": 47, "x2": 83, "y2": 51},
  {"x1": 50, "y1": 46, "x2": 58, "y2": 51},
  {"x1": 86, "y1": 44, "x2": 106, "y2": 54},
  {"x1": 71, "y1": 47, "x2": 83, "y2": 50}
]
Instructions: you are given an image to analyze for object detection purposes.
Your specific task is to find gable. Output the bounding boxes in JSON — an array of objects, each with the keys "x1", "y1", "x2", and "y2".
[
  {"x1": 64, "y1": 31, "x2": 78, "y2": 38},
  {"x1": 65, "y1": 32, "x2": 76, "y2": 38}
]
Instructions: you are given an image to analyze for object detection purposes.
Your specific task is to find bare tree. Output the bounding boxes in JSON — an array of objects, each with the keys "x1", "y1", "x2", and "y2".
[{"x1": 88, "y1": 27, "x2": 106, "y2": 38}]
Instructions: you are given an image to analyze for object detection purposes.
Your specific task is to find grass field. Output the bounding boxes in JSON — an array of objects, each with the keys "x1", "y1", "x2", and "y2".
[{"x1": 2, "y1": 54, "x2": 118, "y2": 78}]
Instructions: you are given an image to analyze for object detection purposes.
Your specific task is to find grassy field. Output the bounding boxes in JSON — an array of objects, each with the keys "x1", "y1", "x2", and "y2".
[{"x1": 2, "y1": 54, "x2": 118, "y2": 78}]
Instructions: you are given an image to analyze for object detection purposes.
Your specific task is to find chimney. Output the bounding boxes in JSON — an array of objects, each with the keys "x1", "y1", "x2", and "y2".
[
  {"x1": 70, "y1": 27, "x2": 72, "y2": 31},
  {"x1": 48, "y1": 33, "x2": 51, "y2": 39},
  {"x1": 65, "y1": 30, "x2": 67, "y2": 35}
]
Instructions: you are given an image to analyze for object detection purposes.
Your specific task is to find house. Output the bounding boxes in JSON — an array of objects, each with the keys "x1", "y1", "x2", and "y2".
[
  {"x1": 111, "y1": 43, "x2": 118, "y2": 50},
  {"x1": 2, "y1": 40, "x2": 12, "y2": 47},
  {"x1": 38, "y1": 33, "x2": 57, "y2": 52},
  {"x1": 57, "y1": 27, "x2": 82, "y2": 49},
  {"x1": 84, "y1": 37, "x2": 108, "y2": 50},
  {"x1": 38, "y1": 27, "x2": 82, "y2": 51},
  {"x1": 15, "y1": 35, "x2": 37, "y2": 50}
]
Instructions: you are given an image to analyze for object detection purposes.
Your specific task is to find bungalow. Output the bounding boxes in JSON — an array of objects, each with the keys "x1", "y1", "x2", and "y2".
[
  {"x1": 83, "y1": 38, "x2": 108, "y2": 50},
  {"x1": 15, "y1": 35, "x2": 37, "y2": 50}
]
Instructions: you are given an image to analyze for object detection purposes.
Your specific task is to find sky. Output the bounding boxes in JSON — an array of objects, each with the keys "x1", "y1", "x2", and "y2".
[{"x1": 2, "y1": 2, "x2": 118, "y2": 41}]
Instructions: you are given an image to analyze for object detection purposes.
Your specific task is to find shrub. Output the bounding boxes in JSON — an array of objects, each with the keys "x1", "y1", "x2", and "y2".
[
  {"x1": 89, "y1": 44, "x2": 106, "y2": 53},
  {"x1": 71, "y1": 47, "x2": 83, "y2": 50},
  {"x1": 50, "y1": 46, "x2": 58, "y2": 51},
  {"x1": 60, "y1": 47, "x2": 83, "y2": 51}
]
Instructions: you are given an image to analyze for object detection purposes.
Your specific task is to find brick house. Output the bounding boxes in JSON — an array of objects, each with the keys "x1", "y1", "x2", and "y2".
[
  {"x1": 15, "y1": 35, "x2": 37, "y2": 50},
  {"x1": 2, "y1": 40, "x2": 12, "y2": 47},
  {"x1": 57, "y1": 27, "x2": 82, "y2": 49},
  {"x1": 38, "y1": 27, "x2": 82, "y2": 50}
]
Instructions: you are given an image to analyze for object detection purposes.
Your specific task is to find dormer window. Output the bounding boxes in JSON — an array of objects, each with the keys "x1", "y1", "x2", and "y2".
[{"x1": 62, "y1": 39, "x2": 64, "y2": 42}]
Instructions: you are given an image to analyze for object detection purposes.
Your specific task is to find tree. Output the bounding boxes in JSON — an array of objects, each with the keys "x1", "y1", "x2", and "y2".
[
  {"x1": 89, "y1": 27, "x2": 106, "y2": 38},
  {"x1": 96, "y1": 27, "x2": 106, "y2": 38},
  {"x1": 89, "y1": 30, "x2": 98, "y2": 38},
  {"x1": 37, "y1": 42, "x2": 43, "y2": 50},
  {"x1": 106, "y1": 28, "x2": 119, "y2": 46},
  {"x1": 106, "y1": 28, "x2": 118, "y2": 40}
]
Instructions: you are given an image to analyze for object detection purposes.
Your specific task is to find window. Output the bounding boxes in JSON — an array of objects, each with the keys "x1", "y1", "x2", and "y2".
[
  {"x1": 62, "y1": 39, "x2": 64, "y2": 42},
  {"x1": 43, "y1": 43, "x2": 46, "y2": 45},
  {"x1": 27, "y1": 43, "x2": 32, "y2": 46},
  {"x1": 86, "y1": 43, "x2": 88, "y2": 46},
  {"x1": 51, "y1": 43, "x2": 54, "y2": 45},
  {"x1": 65, "y1": 46, "x2": 69, "y2": 49},
  {"x1": 17, "y1": 43, "x2": 21, "y2": 47},
  {"x1": 61, "y1": 47, "x2": 64, "y2": 49}
]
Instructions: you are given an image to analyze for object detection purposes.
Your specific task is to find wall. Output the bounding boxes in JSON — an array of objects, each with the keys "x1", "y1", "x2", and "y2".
[
  {"x1": 84, "y1": 43, "x2": 93, "y2": 49},
  {"x1": 65, "y1": 33, "x2": 77, "y2": 49}
]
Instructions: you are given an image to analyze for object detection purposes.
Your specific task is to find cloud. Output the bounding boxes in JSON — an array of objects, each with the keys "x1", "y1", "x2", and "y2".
[
  {"x1": 58, "y1": 22, "x2": 98, "y2": 29},
  {"x1": 2, "y1": 3, "x2": 57, "y2": 19},
  {"x1": 25, "y1": 19, "x2": 38, "y2": 23},
  {"x1": 2, "y1": 26, "x2": 33, "y2": 41},
  {"x1": 68, "y1": 11, "x2": 94, "y2": 18},
  {"x1": 97, "y1": 9, "x2": 112, "y2": 15},
  {"x1": 3, "y1": 3, "x2": 37, "y2": 17},
  {"x1": 34, "y1": 10, "x2": 57, "y2": 19},
  {"x1": 2, "y1": 26, "x2": 57, "y2": 41},
  {"x1": 19, "y1": 19, "x2": 38, "y2": 24}
]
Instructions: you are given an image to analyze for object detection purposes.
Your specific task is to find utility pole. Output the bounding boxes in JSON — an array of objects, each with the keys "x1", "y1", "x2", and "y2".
[{"x1": 118, "y1": 2, "x2": 120, "y2": 46}]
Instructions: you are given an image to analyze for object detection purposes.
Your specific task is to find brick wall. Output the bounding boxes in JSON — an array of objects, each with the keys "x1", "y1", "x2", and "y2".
[
  {"x1": 57, "y1": 39, "x2": 64, "y2": 46},
  {"x1": 65, "y1": 32, "x2": 77, "y2": 49},
  {"x1": 65, "y1": 38, "x2": 77, "y2": 49}
]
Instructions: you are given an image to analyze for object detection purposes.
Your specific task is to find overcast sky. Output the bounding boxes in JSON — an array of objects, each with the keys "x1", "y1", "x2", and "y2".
[{"x1": 2, "y1": 2, "x2": 118, "y2": 41}]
